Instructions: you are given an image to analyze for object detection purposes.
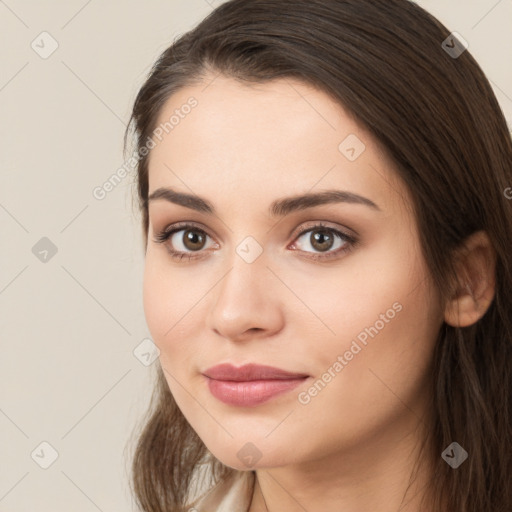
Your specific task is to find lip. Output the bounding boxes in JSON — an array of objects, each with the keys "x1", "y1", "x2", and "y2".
[
  {"x1": 203, "y1": 363, "x2": 309, "y2": 381},
  {"x1": 202, "y1": 363, "x2": 310, "y2": 407}
]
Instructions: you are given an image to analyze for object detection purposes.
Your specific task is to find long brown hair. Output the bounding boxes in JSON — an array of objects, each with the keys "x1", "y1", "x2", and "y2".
[{"x1": 124, "y1": 1, "x2": 512, "y2": 510}]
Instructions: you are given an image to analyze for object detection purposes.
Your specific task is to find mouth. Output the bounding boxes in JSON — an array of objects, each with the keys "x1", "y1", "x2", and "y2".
[{"x1": 202, "y1": 363, "x2": 310, "y2": 407}]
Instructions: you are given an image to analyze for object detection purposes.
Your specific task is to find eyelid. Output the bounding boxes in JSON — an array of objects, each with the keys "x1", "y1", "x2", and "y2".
[
  {"x1": 154, "y1": 217, "x2": 356, "y2": 239},
  {"x1": 288, "y1": 220, "x2": 357, "y2": 242},
  {"x1": 153, "y1": 220, "x2": 217, "y2": 247}
]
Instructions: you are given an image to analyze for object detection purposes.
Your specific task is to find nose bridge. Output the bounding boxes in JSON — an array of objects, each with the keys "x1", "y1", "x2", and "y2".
[
  {"x1": 207, "y1": 241, "x2": 283, "y2": 339},
  {"x1": 216, "y1": 243, "x2": 269, "y2": 309}
]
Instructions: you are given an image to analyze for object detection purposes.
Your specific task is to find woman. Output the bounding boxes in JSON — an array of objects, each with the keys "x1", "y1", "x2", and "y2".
[{"x1": 124, "y1": 0, "x2": 512, "y2": 510}]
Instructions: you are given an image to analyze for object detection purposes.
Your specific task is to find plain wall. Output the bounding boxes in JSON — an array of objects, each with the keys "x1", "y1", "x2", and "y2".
[{"x1": 1, "y1": 0, "x2": 511, "y2": 510}]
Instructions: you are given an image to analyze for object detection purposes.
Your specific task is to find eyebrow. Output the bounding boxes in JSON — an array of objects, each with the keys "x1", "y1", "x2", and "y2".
[{"x1": 146, "y1": 187, "x2": 381, "y2": 217}]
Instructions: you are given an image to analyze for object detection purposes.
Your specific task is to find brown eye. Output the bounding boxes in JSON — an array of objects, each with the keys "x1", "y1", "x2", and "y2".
[
  {"x1": 309, "y1": 229, "x2": 335, "y2": 252},
  {"x1": 180, "y1": 229, "x2": 207, "y2": 251},
  {"x1": 153, "y1": 221, "x2": 357, "y2": 263},
  {"x1": 153, "y1": 223, "x2": 216, "y2": 261},
  {"x1": 291, "y1": 223, "x2": 357, "y2": 261}
]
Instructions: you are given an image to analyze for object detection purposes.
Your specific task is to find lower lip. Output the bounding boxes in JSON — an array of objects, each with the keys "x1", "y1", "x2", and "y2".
[{"x1": 205, "y1": 376, "x2": 308, "y2": 407}]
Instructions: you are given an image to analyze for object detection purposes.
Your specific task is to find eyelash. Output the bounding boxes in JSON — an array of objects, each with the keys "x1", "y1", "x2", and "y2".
[{"x1": 152, "y1": 221, "x2": 358, "y2": 262}]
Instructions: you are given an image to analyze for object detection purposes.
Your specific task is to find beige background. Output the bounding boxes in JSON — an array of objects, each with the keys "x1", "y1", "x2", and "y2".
[{"x1": 1, "y1": 0, "x2": 511, "y2": 510}]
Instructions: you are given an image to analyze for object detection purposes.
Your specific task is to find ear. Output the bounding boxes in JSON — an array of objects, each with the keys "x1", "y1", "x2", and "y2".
[{"x1": 444, "y1": 230, "x2": 496, "y2": 327}]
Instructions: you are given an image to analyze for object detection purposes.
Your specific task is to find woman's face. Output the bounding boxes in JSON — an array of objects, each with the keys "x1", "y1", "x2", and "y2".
[{"x1": 143, "y1": 75, "x2": 444, "y2": 470}]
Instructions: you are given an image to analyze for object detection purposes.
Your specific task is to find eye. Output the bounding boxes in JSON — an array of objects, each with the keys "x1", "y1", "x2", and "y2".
[
  {"x1": 153, "y1": 221, "x2": 358, "y2": 262},
  {"x1": 289, "y1": 222, "x2": 357, "y2": 261},
  {"x1": 152, "y1": 222, "x2": 216, "y2": 261}
]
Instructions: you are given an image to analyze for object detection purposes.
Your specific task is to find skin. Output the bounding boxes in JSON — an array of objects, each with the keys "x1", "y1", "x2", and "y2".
[{"x1": 142, "y1": 74, "x2": 495, "y2": 512}]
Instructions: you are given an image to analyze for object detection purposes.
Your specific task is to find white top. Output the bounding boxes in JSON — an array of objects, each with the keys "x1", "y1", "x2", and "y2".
[{"x1": 186, "y1": 470, "x2": 255, "y2": 511}]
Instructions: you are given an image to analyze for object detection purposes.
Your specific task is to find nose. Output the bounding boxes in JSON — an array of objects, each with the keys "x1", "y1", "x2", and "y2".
[{"x1": 206, "y1": 253, "x2": 285, "y2": 343}]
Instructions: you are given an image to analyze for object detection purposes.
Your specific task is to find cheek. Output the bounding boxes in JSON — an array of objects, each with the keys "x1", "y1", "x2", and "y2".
[
  {"x1": 290, "y1": 240, "x2": 424, "y2": 359},
  {"x1": 142, "y1": 254, "x2": 192, "y2": 349},
  {"x1": 142, "y1": 251, "x2": 216, "y2": 380},
  {"x1": 300, "y1": 252, "x2": 441, "y2": 430},
  {"x1": 142, "y1": 257, "x2": 168, "y2": 343},
  {"x1": 142, "y1": 260, "x2": 199, "y2": 408},
  {"x1": 297, "y1": 233, "x2": 440, "y2": 394}
]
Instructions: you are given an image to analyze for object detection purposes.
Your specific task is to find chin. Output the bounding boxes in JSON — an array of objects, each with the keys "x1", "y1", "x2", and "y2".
[{"x1": 204, "y1": 437, "x2": 297, "y2": 471}]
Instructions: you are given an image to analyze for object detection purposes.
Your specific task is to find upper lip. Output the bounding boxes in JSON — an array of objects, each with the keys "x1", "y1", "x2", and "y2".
[{"x1": 203, "y1": 363, "x2": 309, "y2": 381}]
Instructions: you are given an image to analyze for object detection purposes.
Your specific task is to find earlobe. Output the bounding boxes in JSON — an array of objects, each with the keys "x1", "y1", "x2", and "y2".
[{"x1": 443, "y1": 230, "x2": 496, "y2": 328}]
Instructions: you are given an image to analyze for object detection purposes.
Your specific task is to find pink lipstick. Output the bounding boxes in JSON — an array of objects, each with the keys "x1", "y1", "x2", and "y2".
[{"x1": 202, "y1": 363, "x2": 309, "y2": 407}]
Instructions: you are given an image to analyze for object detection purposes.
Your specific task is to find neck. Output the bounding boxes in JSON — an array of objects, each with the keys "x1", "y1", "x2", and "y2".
[{"x1": 249, "y1": 411, "x2": 435, "y2": 512}]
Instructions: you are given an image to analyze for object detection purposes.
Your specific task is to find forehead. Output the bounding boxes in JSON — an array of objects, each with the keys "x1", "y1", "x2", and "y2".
[{"x1": 147, "y1": 75, "x2": 410, "y2": 217}]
